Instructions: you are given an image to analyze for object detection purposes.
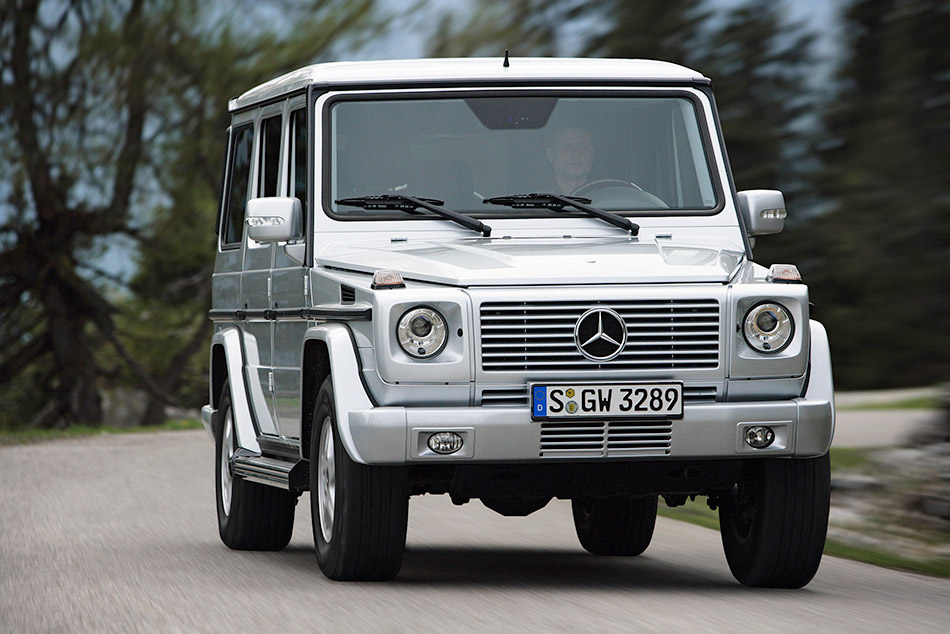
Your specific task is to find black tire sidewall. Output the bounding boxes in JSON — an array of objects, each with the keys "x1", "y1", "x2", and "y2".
[{"x1": 719, "y1": 454, "x2": 831, "y2": 587}]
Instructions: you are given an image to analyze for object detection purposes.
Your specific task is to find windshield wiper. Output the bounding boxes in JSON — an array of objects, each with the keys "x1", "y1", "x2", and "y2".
[
  {"x1": 483, "y1": 193, "x2": 639, "y2": 236},
  {"x1": 336, "y1": 195, "x2": 492, "y2": 237}
]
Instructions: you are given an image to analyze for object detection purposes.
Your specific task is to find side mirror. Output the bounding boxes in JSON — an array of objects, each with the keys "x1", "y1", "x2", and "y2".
[
  {"x1": 737, "y1": 190, "x2": 786, "y2": 236},
  {"x1": 246, "y1": 197, "x2": 301, "y2": 242}
]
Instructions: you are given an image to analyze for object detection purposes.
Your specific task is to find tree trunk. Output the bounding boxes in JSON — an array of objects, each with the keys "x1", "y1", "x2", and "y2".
[{"x1": 40, "y1": 283, "x2": 103, "y2": 426}]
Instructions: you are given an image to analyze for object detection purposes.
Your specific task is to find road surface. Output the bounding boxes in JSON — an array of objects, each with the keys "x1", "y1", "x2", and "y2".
[{"x1": 2, "y1": 429, "x2": 947, "y2": 633}]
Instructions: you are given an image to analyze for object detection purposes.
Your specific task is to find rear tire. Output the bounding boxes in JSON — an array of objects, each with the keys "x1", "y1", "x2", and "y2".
[
  {"x1": 572, "y1": 496, "x2": 658, "y2": 556},
  {"x1": 311, "y1": 377, "x2": 409, "y2": 581},
  {"x1": 215, "y1": 380, "x2": 295, "y2": 551},
  {"x1": 719, "y1": 454, "x2": 830, "y2": 588}
]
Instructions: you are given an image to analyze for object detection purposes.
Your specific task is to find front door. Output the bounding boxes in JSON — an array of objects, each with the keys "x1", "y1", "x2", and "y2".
[{"x1": 272, "y1": 105, "x2": 309, "y2": 440}]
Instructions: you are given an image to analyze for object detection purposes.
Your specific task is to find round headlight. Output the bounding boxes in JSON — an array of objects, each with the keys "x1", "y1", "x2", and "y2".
[
  {"x1": 397, "y1": 307, "x2": 447, "y2": 359},
  {"x1": 743, "y1": 302, "x2": 794, "y2": 353}
]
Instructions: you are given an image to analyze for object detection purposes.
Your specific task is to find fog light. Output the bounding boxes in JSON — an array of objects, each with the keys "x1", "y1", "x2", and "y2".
[
  {"x1": 427, "y1": 432, "x2": 463, "y2": 454},
  {"x1": 745, "y1": 426, "x2": 775, "y2": 449}
]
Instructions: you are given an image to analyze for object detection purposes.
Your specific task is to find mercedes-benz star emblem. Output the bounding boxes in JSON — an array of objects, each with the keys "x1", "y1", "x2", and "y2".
[{"x1": 574, "y1": 308, "x2": 627, "y2": 361}]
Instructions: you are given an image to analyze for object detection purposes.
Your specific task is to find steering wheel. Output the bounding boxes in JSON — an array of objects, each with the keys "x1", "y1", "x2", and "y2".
[
  {"x1": 572, "y1": 179, "x2": 643, "y2": 196},
  {"x1": 571, "y1": 179, "x2": 669, "y2": 210}
]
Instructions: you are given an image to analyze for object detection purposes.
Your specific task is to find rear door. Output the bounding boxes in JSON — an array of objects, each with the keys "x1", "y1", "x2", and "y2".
[{"x1": 241, "y1": 108, "x2": 282, "y2": 436}]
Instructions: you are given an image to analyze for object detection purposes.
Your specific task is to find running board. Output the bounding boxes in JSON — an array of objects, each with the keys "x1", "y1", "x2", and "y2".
[{"x1": 231, "y1": 451, "x2": 309, "y2": 493}]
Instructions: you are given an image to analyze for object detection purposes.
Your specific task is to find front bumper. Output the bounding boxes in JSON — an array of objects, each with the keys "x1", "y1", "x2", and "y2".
[{"x1": 343, "y1": 396, "x2": 833, "y2": 465}]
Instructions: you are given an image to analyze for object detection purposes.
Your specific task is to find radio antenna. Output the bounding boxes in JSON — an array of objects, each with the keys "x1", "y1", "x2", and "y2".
[{"x1": 503, "y1": 49, "x2": 510, "y2": 68}]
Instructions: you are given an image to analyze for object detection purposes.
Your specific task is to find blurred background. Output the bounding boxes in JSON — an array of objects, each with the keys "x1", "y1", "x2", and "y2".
[{"x1": 0, "y1": 0, "x2": 946, "y2": 432}]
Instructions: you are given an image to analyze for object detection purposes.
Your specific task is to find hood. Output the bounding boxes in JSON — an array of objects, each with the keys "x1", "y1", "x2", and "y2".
[{"x1": 316, "y1": 236, "x2": 744, "y2": 286}]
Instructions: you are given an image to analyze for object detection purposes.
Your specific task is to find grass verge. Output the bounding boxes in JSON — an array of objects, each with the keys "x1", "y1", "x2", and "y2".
[
  {"x1": 0, "y1": 418, "x2": 203, "y2": 446},
  {"x1": 838, "y1": 396, "x2": 941, "y2": 410}
]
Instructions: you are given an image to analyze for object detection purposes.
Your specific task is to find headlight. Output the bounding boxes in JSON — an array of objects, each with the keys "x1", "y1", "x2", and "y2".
[
  {"x1": 743, "y1": 302, "x2": 794, "y2": 353},
  {"x1": 397, "y1": 307, "x2": 448, "y2": 359}
]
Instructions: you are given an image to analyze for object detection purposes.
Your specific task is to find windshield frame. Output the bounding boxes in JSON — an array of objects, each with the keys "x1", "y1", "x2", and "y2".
[{"x1": 320, "y1": 87, "x2": 726, "y2": 222}]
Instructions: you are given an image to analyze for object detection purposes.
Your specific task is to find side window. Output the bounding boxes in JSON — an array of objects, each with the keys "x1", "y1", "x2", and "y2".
[
  {"x1": 258, "y1": 115, "x2": 281, "y2": 198},
  {"x1": 289, "y1": 108, "x2": 307, "y2": 209},
  {"x1": 223, "y1": 123, "x2": 253, "y2": 246}
]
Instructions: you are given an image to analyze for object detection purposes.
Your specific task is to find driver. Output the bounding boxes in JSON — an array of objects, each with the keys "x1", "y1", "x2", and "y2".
[{"x1": 546, "y1": 127, "x2": 594, "y2": 195}]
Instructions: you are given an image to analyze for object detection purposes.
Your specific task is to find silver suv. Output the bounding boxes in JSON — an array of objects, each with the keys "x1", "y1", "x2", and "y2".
[{"x1": 202, "y1": 58, "x2": 834, "y2": 587}]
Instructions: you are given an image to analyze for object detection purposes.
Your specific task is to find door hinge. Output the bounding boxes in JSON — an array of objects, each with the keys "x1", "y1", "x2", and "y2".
[
  {"x1": 268, "y1": 370, "x2": 274, "y2": 393},
  {"x1": 303, "y1": 274, "x2": 309, "y2": 300},
  {"x1": 267, "y1": 277, "x2": 272, "y2": 303}
]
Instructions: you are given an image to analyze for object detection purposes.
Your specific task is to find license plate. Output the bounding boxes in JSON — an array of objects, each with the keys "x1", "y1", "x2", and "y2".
[{"x1": 530, "y1": 383, "x2": 684, "y2": 420}]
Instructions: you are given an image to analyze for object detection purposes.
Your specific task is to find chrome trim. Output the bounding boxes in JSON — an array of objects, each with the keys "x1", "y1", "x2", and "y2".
[
  {"x1": 201, "y1": 405, "x2": 216, "y2": 440},
  {"x1": 231, "y1": 451, "x2": 302, "y2": 490}
]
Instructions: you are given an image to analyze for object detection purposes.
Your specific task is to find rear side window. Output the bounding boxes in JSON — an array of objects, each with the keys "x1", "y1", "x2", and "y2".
[
  {"x1": 222, "y1": 123, "x2": 254, "y2": 245},
  {"x1": 289, "y1": 108, "x2": 307, "y2": 207},
  {"x1": 258, "y1": 115, "x2": 281, "y2": 197}
]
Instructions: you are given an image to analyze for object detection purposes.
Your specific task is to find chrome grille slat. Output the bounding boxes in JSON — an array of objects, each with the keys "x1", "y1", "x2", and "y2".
[
  {"x1": 480, "y1": 299, "x2": 720, "y2": 372},
  {"x1": 484, "y1": 360, "x2": 718, "y2": 368},
  {"x1": 481, "y1": 321, "x2": 720, "y2": 329},
  {"x1": 482, "y1": 334, "x2": 720, "y2": 345},
  {"x1": 481, "y1": 301, "x2": 719, "y2": 310},
  {"x1": 482, "y1": 349, "x2": 718, "y2": 358},
  {"x1": 539, "y1": 420, "x2": 673, "y2": 457},
  {"x1": 482, "y1": 312, "x2": 720, "y2": 321}
]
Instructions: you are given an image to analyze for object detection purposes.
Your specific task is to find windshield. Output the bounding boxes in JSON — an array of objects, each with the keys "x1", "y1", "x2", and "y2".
[{"x1": 327, "y1": 92, "x2": 719, "y2": 219}]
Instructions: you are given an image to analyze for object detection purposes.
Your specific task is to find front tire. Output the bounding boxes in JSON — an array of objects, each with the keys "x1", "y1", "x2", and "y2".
[
  {"x1": 572, "y1": 496, "x2": 658, "y2": 556},
  {"x1": 214, "y1": 380, "x2": 295, "y2": 551},
  {"x1": 719, "y1": 454, "x2": 831, "y2": 588},
  {"x1": 311, "y1": 377, "x2": 409, "y2": 581}
]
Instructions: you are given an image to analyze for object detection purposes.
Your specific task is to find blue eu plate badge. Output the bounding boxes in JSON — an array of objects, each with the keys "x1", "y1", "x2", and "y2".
[{"x1": 533, "y1": 386, "x2": 547, "y2": 417}]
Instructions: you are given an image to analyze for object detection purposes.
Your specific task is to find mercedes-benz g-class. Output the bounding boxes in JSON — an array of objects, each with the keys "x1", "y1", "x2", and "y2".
[{"x1": 202, "y1": 57, "x2": 834, "y2": 586}]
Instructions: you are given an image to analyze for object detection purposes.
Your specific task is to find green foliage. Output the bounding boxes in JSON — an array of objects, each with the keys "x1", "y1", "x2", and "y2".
[
  {"x1": 699, "y1": 1, "x2": 816, "y2": 199},
  {"x1": 0, "y1": 418, "x2": 203, "y2": 446},
  {"x1": 429, "y1": 0, "x2": 945, "y2": 389},
  {"x1": 839, "y1": 396, "x2": 942, "y2": 411},
  {"x1": 791, "y1": 0, "x2": 949, "y2": 388},
  {"x1": 0, "y1": 0, "x2": 381, "y2": 429},
  {"x1": 581, "y1": 0, "x2": 710, "y2": 66},
  {"x1": 427, "y1": 0, "x2": 569, "y2": 57}
]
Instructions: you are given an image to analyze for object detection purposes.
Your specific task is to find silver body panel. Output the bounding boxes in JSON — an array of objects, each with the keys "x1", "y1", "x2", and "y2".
[{"x1": 208, "y1": 59, "x2": 833, "y2": 471}]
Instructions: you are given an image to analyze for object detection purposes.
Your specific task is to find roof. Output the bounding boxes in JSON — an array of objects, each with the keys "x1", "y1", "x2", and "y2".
[{"x1": 228, "y1": 57, "x2": 708, "y2": 112}]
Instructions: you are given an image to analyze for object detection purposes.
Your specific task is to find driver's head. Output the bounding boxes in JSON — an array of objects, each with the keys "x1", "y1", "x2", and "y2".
[{"x1": 547, "y1": 127, "x2": 594, "y2": 194}]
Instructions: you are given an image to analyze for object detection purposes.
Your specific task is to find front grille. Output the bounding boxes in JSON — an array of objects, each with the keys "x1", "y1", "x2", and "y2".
[
  {"x1": 540, "y1": 420, "x2": 672, "y2": 457},
  {"x1": 480, "y1": 299, "x2": 721, "y2": 372},
  {"x1": 479, "y1": 385, "x2": 719, "y2": 407}
]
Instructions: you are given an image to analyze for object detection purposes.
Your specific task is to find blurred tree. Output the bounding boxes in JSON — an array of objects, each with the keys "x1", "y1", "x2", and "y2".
[
  {"x1": 790, "y1": 0, "x2": 949, "y2": 388},
  {"x1": 699, "y1": 0, "x2": 815, "y2": 199},
  {"x1": 119, "y1": 0, "x2": 379, "y2": 426},
  {"x1": 0, "y1": 0, "x2": 378, "y2": 428},
  {"x1": 581, "y1": 0, "x2": 710, "y2": 66},
  {"x1": 426, "y1": 0, "x2": 572, "y2": 57}
]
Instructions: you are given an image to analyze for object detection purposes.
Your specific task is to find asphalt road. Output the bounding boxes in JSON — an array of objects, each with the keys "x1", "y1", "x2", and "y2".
[{"x1": 2, "y1": 430, "x2": 947, "y2": 633}]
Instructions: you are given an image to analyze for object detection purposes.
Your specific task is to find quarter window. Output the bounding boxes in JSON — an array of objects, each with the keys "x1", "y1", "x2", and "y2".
[
  {"x1": 222, "y1": 123, "x2": 253, "y2": 245},
  {"x1": 289, "y1": 108, "x2": 307, "y2": 207},
  {"x1": 258, "y1": 115, "x2": 282, "y2": 198}
]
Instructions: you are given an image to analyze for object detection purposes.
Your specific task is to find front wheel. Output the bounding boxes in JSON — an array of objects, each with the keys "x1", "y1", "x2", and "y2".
[
  {"x1": 572, "y1": 496, "x2": 657, "y2": 556},
  {"x1": 718, "y1": 454, "x2": 831, "y2": 588},
  {"x1": 311, "y1": 377, "x2": 409, "y2": 581}
]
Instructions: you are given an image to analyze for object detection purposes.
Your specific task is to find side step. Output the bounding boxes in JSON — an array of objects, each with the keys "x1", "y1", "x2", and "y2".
[{"x1": 231, "y1": 451, "x2": 309, "y2": 493}]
